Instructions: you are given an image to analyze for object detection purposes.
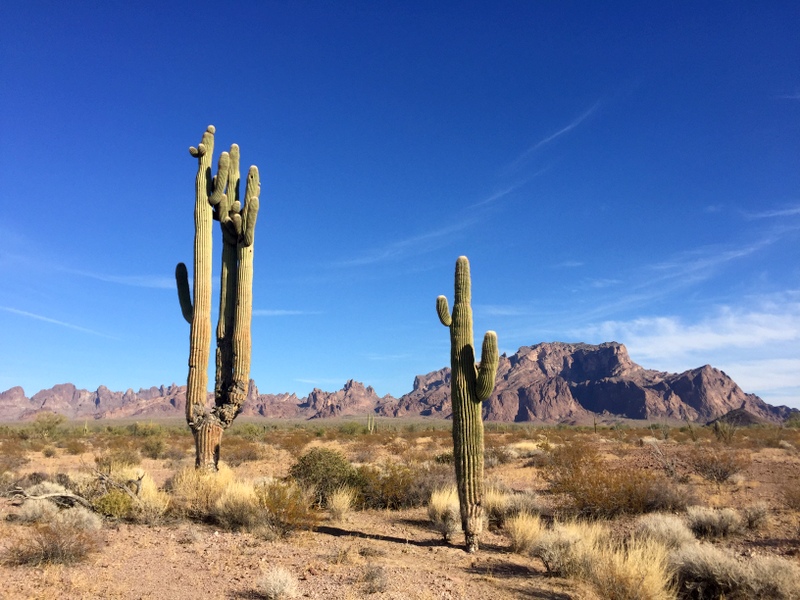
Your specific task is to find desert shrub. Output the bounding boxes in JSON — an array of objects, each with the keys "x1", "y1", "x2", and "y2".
[
  {"x1": 258, "y1": 566, "x2": 300, "y2": 599},
  {"x1": 254, "y1": 479, "x2": 318, "y2": 536},
  {"x1": 362, "y1": 564, "x2": 388, "y2": 594},
  {"x1": 221, "y1": 437, "x2": 265, "y2": 466},
  {"x1": 129, "y1": 472, "x2": 170, "y2": 524},
  {"x1": 531, "y1": 520, "x2": 608, "y2": 577},
  {"x1": 741, "y1": 502, "x2": 769, "y2": 531},
  {"x1": 29, "y1": 412, "x2": 67, "y2": 439},
  {"x1": 3, "y1": 523, "x2": 100, "y2": 566},
  {"x1": 42, "y1": 445, "x2": 57, "y2": 458},
  {"x1": 288, "y1": 448, "x2": 358, "y2": 507},
  {"x1": 18, "y1": 498, "x2": 60, "y2": 524},
  {"x1": 427, "y1": 486, "x2": 461, "y2": 542},
  {"x1": 712, "y1": 420, "x2": 738, "y2": 444},
  {"x1": 212, "y1": 480, "x2": 264, "y2": 531},
  {"x1": 547, "y1": 442, "x2": 682, "y2": 517},
  {"x1": 93, "y1": 488, "x2": 135, "y2": 519},
  {"x1": 127, "y1": 422, "x2": 163, "y2": 437},
  {"x1": 781, "y1": 477, "x2": 800, "y2": 510},
  {"x1": 0, "y1": 441, "x2": 30, "y2": 472},
  {"x1": 685, "y1": 506, "x2": 742, "y2": 539},
  {"x1": 505, "y1": 512, "x2": 544, "y2": 554},
  {"x1": 94, "y1": 447, "x2": 142, "y2": 472},
  {"x1": 632, "y1": 513, "x2": 695, "y2": 550},
  {"x1": 672, "y1": 543, "x2": 800, "y2": 600},
  {"x1": 327, "y1": 486, "x2": 355, "y2": 521},
  {"x1": 57, "y1": 506, "x2": 103, "y2": 531},
  {"x1": 356, "y1": 461, "x2": 453, "y2": 510},
  {"x1": 167, "y1": 465, "x2": 235, "y2": 519},
  {"x1": 434, "y1": 450, "x2": 454, "y2": 464},
  {"x1": 63, "y1": 438, "x2": 89, "y2": 455},
  {"x1": 585, "y1": 537, "x2": 676, "y2": 600},
  {"x1": 140, "y1": 437, "x2": 166, "y2": 460},
  {"x1": 689, "y1": 446, "x2": 750, "y2": 484}
]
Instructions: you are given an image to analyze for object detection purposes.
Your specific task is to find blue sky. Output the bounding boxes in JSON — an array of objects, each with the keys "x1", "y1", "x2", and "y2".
[{"x1": 2, "y1": 2, "x2": 799, "y2": 409}]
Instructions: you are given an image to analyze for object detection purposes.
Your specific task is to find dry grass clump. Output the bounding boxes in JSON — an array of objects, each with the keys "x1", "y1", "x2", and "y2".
[
  {"x1": 167, "y1": 464, "x2": 235, "y2": 518},
  {"x1": 689, "y1": 446, "x2": 750, "y2": 484},
  {"x1": 632, "y1": 513, "x2": 696, "y2": 550},
  {"x1": 427, "y1": 486, "x2": 461, "y2": 542},
  {"x1": 505, "y1": 512, "x2": 544, "y2": 554},
  {"x1": 672, "y1": 543, "x2": 800, "y2": 599},
  {"x1": 530, "y1": 521, "x2": 676, "y2": 600},
  {"x1": 327, "y1": 486, "x2": 355, "y2": 521},
  {"x1": 257, "y1": 566, "x2": 300, "y2": 599},
  {"x1": 685, "y1": 506, "x2": 742, "y2": 539},
  {"x1": 3, "y1": 523, "x2": 101, "y2": 566},
  {"x1": 212, "y1": 480, "x2": 264, "y2": 531}
]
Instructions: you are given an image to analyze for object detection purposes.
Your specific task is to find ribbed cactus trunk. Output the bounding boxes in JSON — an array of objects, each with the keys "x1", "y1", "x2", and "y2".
[
  {"x1": 437, "y1": 256, "x2": 499, "y2": 552},
  {"x1": 176, "y1": 125, "x2": 261, "y2": 471}
]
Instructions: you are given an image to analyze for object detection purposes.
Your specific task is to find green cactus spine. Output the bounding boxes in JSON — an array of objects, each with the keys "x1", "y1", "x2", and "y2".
[
  {"x1": 437, "y1": 256, "x2": 498, "y2": 552},
  {"x1": 176, "y1": 125, "x2": 260, "y2": 471}
]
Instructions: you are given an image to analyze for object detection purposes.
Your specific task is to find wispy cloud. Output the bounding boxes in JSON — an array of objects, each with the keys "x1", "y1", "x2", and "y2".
[
  {"x1": 506, "y1": 100, "x2": 601, "y2": 173},
  {"x1": 469, "y1": 186, "x2": 520, "y2": 209},
  {"x1": 476, "y1": 304, "x2": 531, "y2": 317},
  {"x1": 776, "y1": 93, "x2": 800, "y2": 100},
  {"x1": 0, "y1": 306, "x2": 115, "y2": 338},
  {"x1": 334, "y1": 220, "x2": 474, "y2": 267},
  {"x1": 743, "y1": 205, "x2": 800, "y2": 219},
  {"x1": 64, "y1": 269, "x2": 175, "y2": 289},
  {"x1": 253, "y1": 309, "x2": 321, "y2": 316},
  {"x1": 294, "y1": 377, "x2": 346, "y2": 387},
  {"x1": 551, "y1": 260, "x2": 584, "y2": 269}
]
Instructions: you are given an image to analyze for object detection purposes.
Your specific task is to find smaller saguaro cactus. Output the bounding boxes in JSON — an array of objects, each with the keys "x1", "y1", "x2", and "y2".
[{"x1": 437, "y1": 255, "x2": 499, "y2": 552}]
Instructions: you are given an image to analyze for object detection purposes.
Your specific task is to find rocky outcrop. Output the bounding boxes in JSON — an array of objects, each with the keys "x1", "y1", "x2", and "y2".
[
  {"x1": 1, "y1": 341, "x2": 792, "y2": 423},
  {"x1": 388, "y1": 342, "x2": 789, "y2": 424}
]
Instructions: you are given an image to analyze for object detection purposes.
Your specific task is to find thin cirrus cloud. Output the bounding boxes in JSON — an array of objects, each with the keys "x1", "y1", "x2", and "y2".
[
  {"x1": 0, "y1": 306, "x2": 115, "y2": 338},
  {"x1": 743, "y1": 205, "x2": 800, "y2": 219},
  {"x1": 505, "y1": 100, "x2": 601, "y2": 174},
  {"x1": 333, "y1": 219, "x2": 475, "y2": 268}
]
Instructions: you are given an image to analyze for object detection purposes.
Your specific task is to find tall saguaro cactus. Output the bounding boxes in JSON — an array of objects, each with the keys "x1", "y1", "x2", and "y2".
[
  {"x1": 437, "y1": 256, "x2": 499, "y2": 552},
  {"x1": 176, "y1": 125, "x2": 260, "y2": 471}
]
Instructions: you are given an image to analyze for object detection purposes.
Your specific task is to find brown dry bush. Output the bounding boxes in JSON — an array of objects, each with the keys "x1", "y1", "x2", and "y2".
[
  {"x1": 357, "y1": 461, "x2": 453, "y2": 510},
  {"x1": 546, "y1": 442, "x2": 685, "y2": 517},
  {"x1": 3, "y1": 523, "x2": 101, "y2": 566},
  {"x1": 781, "y1": 477, "x2": 800, "y2": 510},
  {"x1": 689, "y1": 446, "x2": 750, "y2": 484},
  {"x1": 254, "y1": 479, "x2": 318, "y2": 535}
]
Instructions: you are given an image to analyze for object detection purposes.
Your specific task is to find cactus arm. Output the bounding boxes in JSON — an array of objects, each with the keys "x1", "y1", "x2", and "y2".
[
  {"x1": 436, "y1": 295, "x2": 452, "y2": 326},
  {"x1": 175, "y1": 263, "x2": 193, "y2": 324},
  {"x1": 185, "y1": 126, "x2": 215, "y2": 428},
  {"x1": 241, "y1": 166, "x2": 260, "y2": 246},
  {"x1": 215, "y1": 147, "x2": 240, "y2": 409},
  {"x1": 475, "y1": 331, "x2": 498, "y2": 402}
]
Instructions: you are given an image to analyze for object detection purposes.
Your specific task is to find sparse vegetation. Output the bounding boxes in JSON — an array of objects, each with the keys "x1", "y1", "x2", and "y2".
[
  {"x1": 0, "y1": 418, "x2": 797, "y2": 598},
  {"x1": 257, "y1": 566, "x2": 300, "y2": 599}
]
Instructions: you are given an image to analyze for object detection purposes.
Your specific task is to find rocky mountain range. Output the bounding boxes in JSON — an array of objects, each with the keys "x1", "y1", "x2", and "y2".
[{"x1": 1, "y1": 342, "x2": 794, "y2": 424}]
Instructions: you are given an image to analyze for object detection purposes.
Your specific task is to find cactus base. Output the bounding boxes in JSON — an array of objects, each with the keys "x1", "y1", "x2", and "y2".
[{"x1": 194, "y1": 417, "x2": 224, "y2": 471}]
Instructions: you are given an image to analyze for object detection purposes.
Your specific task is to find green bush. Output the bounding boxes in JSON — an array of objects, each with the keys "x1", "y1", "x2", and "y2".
[
  {"x1": 93, "y1": 489, "x2": 134, "y2": 519},
  {"x1": 289, "y1": 448, "x2": 359, "y2": 507}
]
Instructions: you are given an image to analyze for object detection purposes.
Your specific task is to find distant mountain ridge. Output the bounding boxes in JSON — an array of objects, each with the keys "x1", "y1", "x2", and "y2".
[{"x1": 1, "y1": 342, "x2": 793, "y2": 424}]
